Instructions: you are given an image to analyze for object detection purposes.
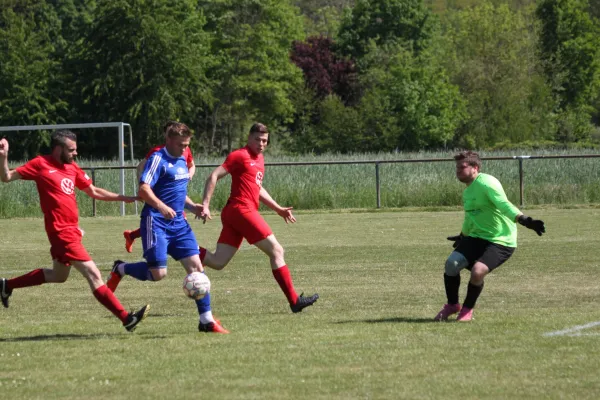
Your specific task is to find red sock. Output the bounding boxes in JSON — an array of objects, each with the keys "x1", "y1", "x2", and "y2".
[
  {"x1": 8, "y1": 269, "x2": 46, "y2": 289},
  {"x1": 131, "y1": 228, "x2": 142, "y2": 240},
  {"x1": 199, "y1": 247, "x2": 207, "y2": 263},
  {"x1": 93, "y1": 285, "x2": 129, "y2": 322},
  {"x1": 272, "y1": 265, "x2": 298, "y2": 305}
]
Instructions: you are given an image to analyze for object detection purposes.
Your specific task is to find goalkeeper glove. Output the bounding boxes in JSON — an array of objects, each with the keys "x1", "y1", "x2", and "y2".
[
  {"x1": 517, "y1": 215, "x2": 546, "y2": 236},
  {"x1": 447, "y1": 233, "x2": 464, "y2": 248}
]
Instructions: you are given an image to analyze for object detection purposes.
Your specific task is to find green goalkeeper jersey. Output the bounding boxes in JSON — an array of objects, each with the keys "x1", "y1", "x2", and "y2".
[{"x1": 461, "y1": 173, "x2": 521, "y2": 247}]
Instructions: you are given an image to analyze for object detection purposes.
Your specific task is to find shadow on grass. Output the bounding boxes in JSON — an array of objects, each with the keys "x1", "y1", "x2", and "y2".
[
  {"x1": 336, "y1": 317, "x2": 439, "y2": 324},
  {"x1": 0, "y1": 333, "x2": 168, "y2": 342}
]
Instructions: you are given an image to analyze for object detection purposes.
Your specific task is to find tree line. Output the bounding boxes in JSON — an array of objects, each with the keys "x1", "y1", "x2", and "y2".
[{"x1": 1, "y1": 0, "x2": 599, "y2": 158}]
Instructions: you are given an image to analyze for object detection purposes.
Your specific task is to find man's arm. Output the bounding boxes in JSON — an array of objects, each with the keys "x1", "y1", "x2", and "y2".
[
  {"x1": 138, "y1": 183, "x2": 176, "y2": 219},
  {"x1": 136, "y1": 159, "x2": 147, "y2": 181},
  {"x1": 200, "y1": 165, "x2": 229, "y2": 223},
  {"x1": 82, "y1": 185, "x2": 137, "y2": 203},
  {"x1": 0, "y1": 138, "x2": 21, "y2": 183},
  {"x1": 259, "y1": 187, "x2": 296, "y2": 224},
  {"x1": 188, "y1": 163, "x2": 196, "y2": 180}
]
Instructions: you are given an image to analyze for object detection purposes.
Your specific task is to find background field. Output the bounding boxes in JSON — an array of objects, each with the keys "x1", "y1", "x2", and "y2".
[
  {"x1": 1, "y1": 150, "x2": 600, "y2": 218},
  {"x1": 1, "y1": 209, "x2": 599, "y2": 399}
]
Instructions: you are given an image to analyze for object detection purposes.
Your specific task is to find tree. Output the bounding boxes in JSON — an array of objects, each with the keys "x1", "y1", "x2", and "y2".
[
  {"x1": 290, "y1": 35, "x2": 359, "y2": 104},
  {"x1": 197, "y1": 0, "x2": 305, "y2": 153},
  {"x1": 74, "y1": 0, "x2": 209, "y2": 155},
  {"x1": 441, "y1": 2, "x2": 556, "y2": 148},
  {"x1": 336, "y1": 0, "x2": 438, "y2": 61},
  {"x1": 537, "y1": 0, "x2": 600, "y2": 108},
  {"x1": 0, "y1": 3, "x2": 67, "y2": 158}
]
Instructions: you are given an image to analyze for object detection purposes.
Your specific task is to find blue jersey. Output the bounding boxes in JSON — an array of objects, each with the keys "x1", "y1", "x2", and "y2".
[{"x1": 140, "y1": 148, "x2": 189, "y2": 218}]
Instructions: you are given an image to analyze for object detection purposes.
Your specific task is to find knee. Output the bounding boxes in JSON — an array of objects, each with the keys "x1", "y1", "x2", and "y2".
[
  {"x1": 271, "y1": 243, "x2": 284, "y2": 260},
  {"x1": 151, "y1": 269, "x2": 167, "y2": 281},
  {"x1": 471, "y1": 264, "x2": 489, "y2": 281},
  {"x1": 445, "y1": 252, "x2": 468, "y2": 276}
]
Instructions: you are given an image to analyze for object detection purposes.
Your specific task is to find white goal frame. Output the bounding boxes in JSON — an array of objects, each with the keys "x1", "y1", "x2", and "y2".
[{"x1": 0, "y1": 122, "x2": 135, "y2": 216}]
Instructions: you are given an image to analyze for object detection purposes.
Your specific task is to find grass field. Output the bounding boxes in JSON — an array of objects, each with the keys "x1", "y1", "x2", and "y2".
[{"x1": 1, "y1": 209, "x2": 600, "y2": 399}]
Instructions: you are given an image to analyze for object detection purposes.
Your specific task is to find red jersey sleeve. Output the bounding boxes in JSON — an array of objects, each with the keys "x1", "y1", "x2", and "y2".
[
  {"x1": 15, "y1": 157, "x2": 41, "y2": 181},
  {"x1": 185, "y1": 147, "x2": 194, "y2": 166},
  {"x1": 74, "y1": 163, "x2": 93, "y2": 190},
  {"x1": 145, "y1": 145, "x2": 164, "y2": 160},
  {"x1": 222, "y1": 151, "x2": 242, "y2": 174}
]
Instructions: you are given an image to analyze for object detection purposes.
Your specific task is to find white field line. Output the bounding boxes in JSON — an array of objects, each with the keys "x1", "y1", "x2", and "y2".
[{"x1": 543, "y1": 321, "x2": 600, "y2": 337}]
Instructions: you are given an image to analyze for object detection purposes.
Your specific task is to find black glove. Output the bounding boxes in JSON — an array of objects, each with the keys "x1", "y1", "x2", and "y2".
[
  {"x1": 447, "y1": 233, "x2": 464, "y2": 248},
  {"x1": 517, "y1": 215, "x2": 545, "y2": 236}
]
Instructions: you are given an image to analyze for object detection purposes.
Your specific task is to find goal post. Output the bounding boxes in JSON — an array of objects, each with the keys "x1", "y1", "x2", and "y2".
[{"x1": 0, "y1": 122, "x2": 135, "y2": 216}]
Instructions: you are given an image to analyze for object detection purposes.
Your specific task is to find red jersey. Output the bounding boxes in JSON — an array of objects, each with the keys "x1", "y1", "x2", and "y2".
[
  {"x1": 16, "y1": 155, "x2": 92, "y2": 234},
  {"x1": 222, "y1": 146, "x2": 264, "y2": 212},
  {"x1": 145, "y1": 145, "x2": 194, "y2": 166}
]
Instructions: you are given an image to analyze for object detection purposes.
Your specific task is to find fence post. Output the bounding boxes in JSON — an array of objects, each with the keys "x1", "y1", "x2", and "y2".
[
  {"x1": 91, "y1": 168, "x2": 97, "y2": 217},
  {"x1": 515, "y1": 156, "x2": 530, "y2": 208},
  {"x1": 375, "y1": 162, "x2": 381, "y2": 208}
]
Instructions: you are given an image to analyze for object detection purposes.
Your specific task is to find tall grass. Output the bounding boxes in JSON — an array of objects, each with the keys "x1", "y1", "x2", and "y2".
[{"x1": 1, "y1": 149, "x2": 599, "y2": 218}]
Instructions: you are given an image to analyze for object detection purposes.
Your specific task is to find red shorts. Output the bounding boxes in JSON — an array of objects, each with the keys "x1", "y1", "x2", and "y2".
[
  {"x1": 218, "y1": 205, "x2": 272, "y2": 248},
  {"x1": 48, "y1": 228, "x2": 92, "y2": 266}
]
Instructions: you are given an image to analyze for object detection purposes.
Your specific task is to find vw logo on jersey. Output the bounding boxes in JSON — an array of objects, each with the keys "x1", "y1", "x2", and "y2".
[
  {"x1": 177, "y1": 167, "x2": 185, "y2": 175},
  {"x1": 61, "y1": 178, "x2": 75, "y2": 195},
  {"x1": 255, "y1": 171, "x2": 263, "y2": 187}
]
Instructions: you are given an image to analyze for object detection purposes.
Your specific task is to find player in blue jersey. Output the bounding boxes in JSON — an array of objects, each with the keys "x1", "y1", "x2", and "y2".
[{"x1": 106, "y1": 121, "x2": 228, "y2": 334}]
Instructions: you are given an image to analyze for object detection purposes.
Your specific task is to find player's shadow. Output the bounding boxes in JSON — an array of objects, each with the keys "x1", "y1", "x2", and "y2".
[
  {"x1": 0, "y1": 333, "x2": 167, "y2": 342},
  {"x1": 336, "y1": 317, "x2": 437, "y2": 324}
]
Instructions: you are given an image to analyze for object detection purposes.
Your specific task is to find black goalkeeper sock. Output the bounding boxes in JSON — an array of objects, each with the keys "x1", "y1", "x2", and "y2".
[
  {"x1": 463, "y1": 281, "x2": 484, "y2": 309},
  {"x1": 443, "y1": 273, "x2": 461, "y2": 305}
]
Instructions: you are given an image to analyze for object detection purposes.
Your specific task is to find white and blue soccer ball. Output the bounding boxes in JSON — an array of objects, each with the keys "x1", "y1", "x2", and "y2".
[{"x1": 182, "y1": 272, "x2": 210, "y2": 300}]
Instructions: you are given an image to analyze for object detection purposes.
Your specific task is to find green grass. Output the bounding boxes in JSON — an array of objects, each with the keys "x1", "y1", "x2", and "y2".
[
  {"x1": 1, "y1": 209, "x2": 600, "y2": 399},
  {"x1": 1, "y1": 149, "x2": 600, "y2": 218}
]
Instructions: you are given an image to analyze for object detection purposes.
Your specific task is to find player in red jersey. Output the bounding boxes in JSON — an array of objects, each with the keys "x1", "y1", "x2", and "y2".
[
  {"x1": 123, "y1": 123, "x2": 196, "y2": 253},
  {"x1": 0, "y1": 131, "x2": 149, "y2": 332},
  {"x1": 199, "y1": 123, "x2": 319, "y2": 313}
]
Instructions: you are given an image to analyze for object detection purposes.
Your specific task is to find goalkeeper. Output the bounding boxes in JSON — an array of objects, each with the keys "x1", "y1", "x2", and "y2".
[{"x1": 434, "y1": 151, "x2": 545, "y2": 322}]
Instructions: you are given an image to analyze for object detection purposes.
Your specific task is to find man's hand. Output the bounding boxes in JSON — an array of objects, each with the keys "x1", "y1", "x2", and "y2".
[
  {"x1": 447, "y1": 233, "x2": 464, "y2": 248},
  {"x1": 198, "y1": 203, "x2": 212, "y2": 224},
  {"x1": 121, "y1": 196, "x2": 138, "y2": 204},
  {"x1": 0, "y1": 138, "x2": 9, "y2": 158},
  {"x1": 159, "y1": 204, "x2": 176, "y2": 220},
  {"x1": 277, "y1": 207, "x2": 296, "y2": 224},
  {"x1": 518, "y1": 215, "x2": 546, "y2": 236}
]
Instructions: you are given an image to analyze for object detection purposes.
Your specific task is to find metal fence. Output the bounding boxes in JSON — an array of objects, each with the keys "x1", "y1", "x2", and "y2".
[{"x1": 83, "y1": 154, "x2": 600, "y2": 216}]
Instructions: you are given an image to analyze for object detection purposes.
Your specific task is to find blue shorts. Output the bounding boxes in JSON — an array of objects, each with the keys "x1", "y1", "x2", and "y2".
[{"x1": 140, "y1": 215, "x2": 199, "y2": 268}]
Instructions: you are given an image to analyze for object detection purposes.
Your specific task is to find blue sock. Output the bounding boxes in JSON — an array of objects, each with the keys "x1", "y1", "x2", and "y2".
[
  {"x1": 124, "y1": 261, "x2": 155, "y2": 281},
  {"x1": 195, "y1": 292, "x2": 211, "y2": 315}
]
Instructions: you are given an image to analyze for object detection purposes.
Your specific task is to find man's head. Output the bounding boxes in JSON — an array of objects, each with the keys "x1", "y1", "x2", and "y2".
[
  {"x1": 164, "y1": 121, "x2": 192, "y2": 158},
  {"x1": 454, "y1": 150, "x2": 481, "y2": 184},
  {"x1": 246, "y1": 123, "x2": 269, "y2": 155},
  {"x1": 50, "y1": 130, "x2": 78, "y2": 164}
]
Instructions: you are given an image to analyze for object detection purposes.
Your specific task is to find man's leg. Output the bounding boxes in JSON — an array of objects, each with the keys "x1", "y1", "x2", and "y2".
[
  {"x1": 180, "y1": 255, "x2": 228, "y2": 334},
  {"x1": 72, "y1": 260, "x2": 149, "y2": 331},
  {"x1": 254, "y1": 234, "x2": 319, "y2": 313},
  {"x1": 1, "y1": 261, "x2": 72, "y2": 308},
  {"x1": 435, "y1": 251, "x2": 469, "y2": 321},
  {"x1": 108, "y1": 219, "x2": 168, "y2": 291},
  {"x1": 199, "y1": 243, "x2": 238, "y2": 270},
  {"x1": 123, "y1": 228, "x2": 141, "y2": 253},
  {"x1": 457, "y1": 262, "x2": 489, "y2": 322}
]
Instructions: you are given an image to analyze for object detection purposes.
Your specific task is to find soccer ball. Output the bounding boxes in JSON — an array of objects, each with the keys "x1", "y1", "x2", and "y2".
[{"x1": 182, "y1": 272, "x2": 211, "y2": 300}]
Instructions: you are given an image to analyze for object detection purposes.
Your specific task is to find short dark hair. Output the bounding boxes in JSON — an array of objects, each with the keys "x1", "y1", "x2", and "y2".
[
  {"x1": 164, "y1": 121, "x2": 192, "y2": 138},
  {"x1": 454, "y1": 150, "x2": 482, "y2": 169},
  {"x1": 249, "y1": 123, "x2": 268, "y2": 135},
  {"x1": 50, "y1": 130, "x2": 77, "y2": 149}
]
